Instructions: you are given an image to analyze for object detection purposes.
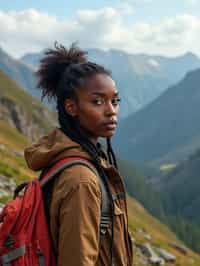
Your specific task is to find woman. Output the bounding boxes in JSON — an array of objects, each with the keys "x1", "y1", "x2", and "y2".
[{"x1": 24, "y1": 43, "x2": 133, "y2": 266}]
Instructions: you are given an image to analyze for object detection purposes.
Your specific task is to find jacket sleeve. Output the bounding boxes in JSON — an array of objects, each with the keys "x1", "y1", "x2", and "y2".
[{"x1": 50, "y1": 165, "x2": 102, "y2": 266}]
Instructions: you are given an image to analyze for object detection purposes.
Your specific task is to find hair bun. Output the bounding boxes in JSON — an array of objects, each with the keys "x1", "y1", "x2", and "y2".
[
  {"x1": 53, "y1": 41, "x2": 88, "y2": 66},
  {"x1": 36, "y1": 42, "x2": 88, "y2": 100}
]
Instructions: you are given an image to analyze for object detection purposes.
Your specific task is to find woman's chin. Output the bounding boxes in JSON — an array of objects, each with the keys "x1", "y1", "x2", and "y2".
[{"x1": 101, "y1": 130, "x2": 115, "y2": 138}]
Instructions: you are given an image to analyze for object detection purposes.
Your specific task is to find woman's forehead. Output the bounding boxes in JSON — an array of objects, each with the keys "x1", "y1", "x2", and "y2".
[{"x1": 79, "y1": 74, "x2": 117, "y2": 96}]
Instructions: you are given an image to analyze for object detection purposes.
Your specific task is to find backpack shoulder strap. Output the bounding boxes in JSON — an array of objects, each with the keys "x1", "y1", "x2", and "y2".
[{"x1": 40, "y1": 157, "x2": 111, "y2": 247}]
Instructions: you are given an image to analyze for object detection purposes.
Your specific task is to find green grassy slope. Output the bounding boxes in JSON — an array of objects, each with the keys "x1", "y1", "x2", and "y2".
[{"x1": 127, "y1": 196, "x2": 200, "y2": 265}]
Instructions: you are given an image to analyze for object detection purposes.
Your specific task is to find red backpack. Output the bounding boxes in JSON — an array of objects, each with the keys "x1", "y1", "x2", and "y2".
[{"x1": 0, "y1": 157, "x2": 111, "y2": 266}]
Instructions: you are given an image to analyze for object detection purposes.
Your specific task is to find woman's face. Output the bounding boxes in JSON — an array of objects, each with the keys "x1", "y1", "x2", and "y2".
[{"x1": 64, "y1": 73, "x2": 120, "y2": 145}]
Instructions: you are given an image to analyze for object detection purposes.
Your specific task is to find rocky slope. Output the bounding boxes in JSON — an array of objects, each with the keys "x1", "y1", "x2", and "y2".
[{"x1": 0, "y1": 70, "x2": 57, "y2": 140}]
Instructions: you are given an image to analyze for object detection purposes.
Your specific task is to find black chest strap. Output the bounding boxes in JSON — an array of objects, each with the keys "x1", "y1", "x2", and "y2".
[{"x1": 40, "y1": 158, "x2": 112, "y2": 247}]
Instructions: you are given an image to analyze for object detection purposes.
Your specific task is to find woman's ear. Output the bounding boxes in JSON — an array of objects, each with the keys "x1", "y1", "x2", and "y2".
[{"x1": 64, "y1": 99, "x2": 77, "y2": 117}]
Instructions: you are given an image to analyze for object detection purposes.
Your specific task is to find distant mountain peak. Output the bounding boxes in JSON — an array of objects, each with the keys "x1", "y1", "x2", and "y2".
[
  {"x1": 183, "y1": 51, "x2": 199, "y2": 59},
  {"x1": 148, "y1": 59, "x2": 160, "y2": 68}
]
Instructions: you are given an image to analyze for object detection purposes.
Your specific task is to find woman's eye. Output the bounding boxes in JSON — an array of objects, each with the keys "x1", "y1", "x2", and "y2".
[
  {"x1": 112, "y1": 98, "x2": 121, "y2": 106},
  {"x1": 93, "y1": 99, "x2": 104, "y2": 105},
  {"x1": 92, "y1": 97, "x2": 121, "y2": 106}
]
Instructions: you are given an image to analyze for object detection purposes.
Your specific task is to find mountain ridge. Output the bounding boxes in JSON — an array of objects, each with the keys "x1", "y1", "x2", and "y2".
[
  {"x1": 19, "y1": 46, "x2": 200, "y2": 118},
  {"x1": 114, "y1": 68, "x2": 200, "y2": 165}
]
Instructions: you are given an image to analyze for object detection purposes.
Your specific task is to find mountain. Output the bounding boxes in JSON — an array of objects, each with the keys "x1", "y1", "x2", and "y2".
[
  {"x1": 113, "y1": 68, "x2": 200, "y2": 165},
  {"x1": 0, "y1": 69, "x2": 56, "y2": 140},
  {"x1": 0, "y1": 47, "x2": 43, "y2": 101},
  {"x1": 21, "y1": 48, "x2": 200, "y2": 118}
]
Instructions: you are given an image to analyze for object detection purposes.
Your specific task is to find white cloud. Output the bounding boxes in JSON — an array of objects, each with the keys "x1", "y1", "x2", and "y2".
[
  {"x1": 0, "y1": 8, "x2": 200, "y2": 58},
  {"x1": 184, "y1": 0, "x2": 198, "y2": 5}
]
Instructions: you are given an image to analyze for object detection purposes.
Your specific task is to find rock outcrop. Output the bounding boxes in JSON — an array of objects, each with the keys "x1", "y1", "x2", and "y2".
[
  {"x1": 0, "y1": 174, "x2": 16, "y2": 198},
  {"x1": 0, "y1": 97, "x2": 57, "y2": 140}
]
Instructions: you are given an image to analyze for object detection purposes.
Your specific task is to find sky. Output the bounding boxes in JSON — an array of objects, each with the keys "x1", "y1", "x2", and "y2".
[{"x1": 0, "y1": 0, "x2": 200, "y2": 58}]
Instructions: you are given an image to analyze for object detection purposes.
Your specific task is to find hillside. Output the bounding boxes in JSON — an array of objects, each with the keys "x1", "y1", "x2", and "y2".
[
  {"x1": 114, "y1": 68, "x2": 200, "y2": 165},
  {"x1": 0, "y1": 69, "x2": 57, "y2": 140},
  {"x1": 0, "y1": 47, "x2": 41, "y2": 100},
  {"x1": 117, "y1": 158, "x2": 165, "y2": 221},
  {"x1": 1, "y1": 123, "x2": 200, "y2": 265},
  {"x1": 127, "y1": 195, "x2": 200, "y2": 265},
  {"x1": 159, "y1": 148, "x2": 200, "y2": 226}
]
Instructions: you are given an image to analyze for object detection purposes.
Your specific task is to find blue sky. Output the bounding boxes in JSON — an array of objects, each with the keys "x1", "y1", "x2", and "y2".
[
  {"x1": 1, "y1": 0, "x2": 199, "y2": 21},
  {"x1": 0, "y1": 0, "x2": 113, "y2": 19},
  {"x1": 0, "y1": 0, "x2": 200, "y2": 57}
]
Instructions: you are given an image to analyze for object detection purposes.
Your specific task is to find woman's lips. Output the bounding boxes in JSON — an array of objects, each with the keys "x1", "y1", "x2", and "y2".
[{"x1": 103, "y1": 122, "x2": 117, "y2": 130}]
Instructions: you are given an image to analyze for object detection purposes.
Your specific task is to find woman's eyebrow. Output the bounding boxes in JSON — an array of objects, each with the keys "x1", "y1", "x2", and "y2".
[{"x1": 91, "y1": 91, "x2": 119, "y2": 96}]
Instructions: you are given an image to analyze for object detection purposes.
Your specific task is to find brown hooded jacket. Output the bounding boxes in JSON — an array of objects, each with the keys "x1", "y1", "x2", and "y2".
[{"x1": 24, "y1": 128, "x2": 133, "y2": 266}]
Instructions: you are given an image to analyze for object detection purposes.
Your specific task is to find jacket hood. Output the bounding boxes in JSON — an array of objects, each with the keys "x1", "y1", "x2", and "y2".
[{"x1": 24, "y1": 127, "x2": 98, "y2": 171}]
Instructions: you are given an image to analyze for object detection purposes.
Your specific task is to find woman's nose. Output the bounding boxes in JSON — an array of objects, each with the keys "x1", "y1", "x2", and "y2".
[{"x1": 105, "y1": 101, "x2": 118, "y2": 116}]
